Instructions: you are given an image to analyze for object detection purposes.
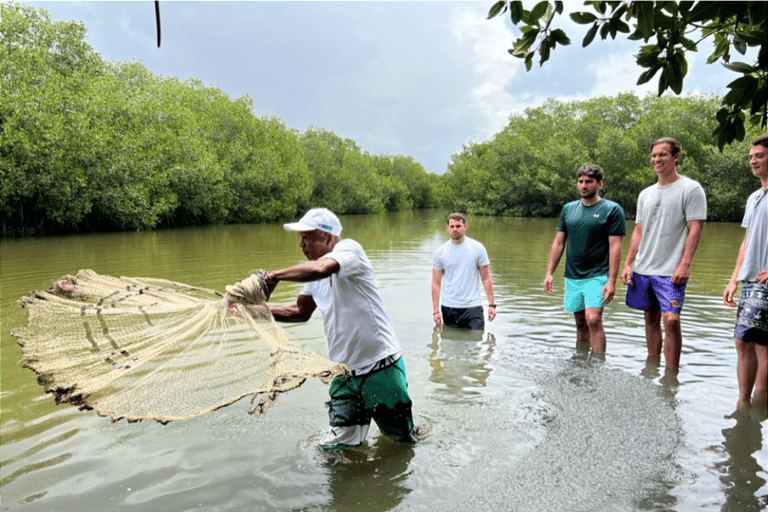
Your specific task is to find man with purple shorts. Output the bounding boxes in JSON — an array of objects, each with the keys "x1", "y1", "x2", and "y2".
[
  {"x1": 723, "y1": 134, "x2": 768, "y2": 413},
  {"x1": 621, "y1": 138, "x2": 707, "y2": 371}
]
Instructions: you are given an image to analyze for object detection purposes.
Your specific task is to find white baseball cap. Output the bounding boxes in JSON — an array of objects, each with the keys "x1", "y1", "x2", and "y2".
[{"x1": 283, "y1": 208, "x2": 342, "y2": 236}]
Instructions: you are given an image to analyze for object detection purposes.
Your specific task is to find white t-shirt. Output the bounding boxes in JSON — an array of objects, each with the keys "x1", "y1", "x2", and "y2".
[
  {"x1": 634, "y1": 175, "x2": 707, "y2": 276},
  {"x1": 738, "y1": 187, "x2": 768, "y2": 282},
  {"x1": 432, "y1": 236, "x2": 490, "y2": 308},
  {"x1": 300, "y1": 239, "x2": 401, "y2": 372}
]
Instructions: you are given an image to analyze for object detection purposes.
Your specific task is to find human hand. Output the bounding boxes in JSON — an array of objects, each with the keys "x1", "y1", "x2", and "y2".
[
  {"x1": 544, "y1": 274, "x2": 554, "y2": 295},
  {"x1": 433, "y1": 311, "x2": 442, "y2": 326},
  {"x1": 621, "y1": 266, "x2": 633, "y2": 286},
  {"x1": 601, "y1": 281, "x2": 616, "y2": 305},
  {"x1": 723, "y1": 281, "x2": 739, "y2": 307},
  {"x1": 670, "y1": 264, "x2": 691, "y2": 286},
  {"x1": 757, "y1": 270, "x2": 768, "y2": 285},
  {"x1": 488, "y1": 306, "x2": 496, "y2": 322}
]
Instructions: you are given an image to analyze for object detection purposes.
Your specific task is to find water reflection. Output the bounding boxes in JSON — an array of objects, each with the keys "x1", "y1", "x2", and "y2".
[
  {"x1": 428, "y1": 326, "x2": 495, "y2": 396},
  {"x1": 320, "y1": 441, "x2": 415, "y2": 512},
  {"x1": 718, "y1": 410, "x2": 767, "y2": 512}
]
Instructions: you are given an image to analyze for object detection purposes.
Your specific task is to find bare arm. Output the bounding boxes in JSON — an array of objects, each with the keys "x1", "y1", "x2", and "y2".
[
  {"x1": 478, "y1": 265, "x2": 496, "y2": 321},
  {"x1": 723, "y1": 234, "x2": 747, "y2": 307},
  {"x1": 431, "y1": 269, "x2": 443, "y2": 326},
  {"x1": 271, "y1": 294, "x2": 317, "y2": 322},
  {"x1": 621, "y1": 222, "x2": 643, "y2": 285},
  {"x1": 267, "y1": 257, "x2": 340, "y2": 284},
  {"x1": 602, "y1": 235, "x2": 624, "y2": 304},
  {"x1": 544, "y1": 231, "x2": 566, "y2": 295},
  {"x1": 671, "y1": 219, "x2": 705, "y2": 285},
  {"x1": 265, "y1": 257, "x2": 338, "y2": 322}
]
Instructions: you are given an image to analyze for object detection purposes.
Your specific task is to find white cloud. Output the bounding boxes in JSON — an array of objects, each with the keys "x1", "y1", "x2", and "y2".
[
  {"x1": 450, "y1": 7, "x2": 521, "y2": 140},
  {"x1": 587, "y1": 51, "x2": 656, "y2": 98}
]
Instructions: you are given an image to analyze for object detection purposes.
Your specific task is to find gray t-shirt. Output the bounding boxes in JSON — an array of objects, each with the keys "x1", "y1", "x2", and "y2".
[
  {"x1": 432, "y1": 237, "x2": 490, "y2": 308},
  {"x1": 634, "y1": 175, "x2": 707, "y2": 276},
  {"x1": 737, "y1": 187, "x2": 768, "y2": 282}
]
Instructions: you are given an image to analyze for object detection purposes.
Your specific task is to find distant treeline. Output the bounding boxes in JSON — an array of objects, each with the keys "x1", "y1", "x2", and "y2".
[
  {"x1": 1, "y1": 4, "x2": 438, "y2": 237},
  {"x1": 1, "y1": 4, "x2": 764, "y2": 237},
  {"x1": 443, "y1": 93, "x2": 764, "y2": 223}
]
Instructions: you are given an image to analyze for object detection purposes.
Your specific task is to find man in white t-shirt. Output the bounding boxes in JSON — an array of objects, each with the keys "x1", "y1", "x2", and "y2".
[
  {"x1": 723, "y1": 134, "x2": 768, "y2": 414},
  {"x1": 431, "y1": 212, "x2": 496, "y2": 331},
  {"x1": 263, "y1": 208, "x2": 418, "y2": 449},
  {"x1": 621, "y1": 137, "x2": 707, "y2": 371}
]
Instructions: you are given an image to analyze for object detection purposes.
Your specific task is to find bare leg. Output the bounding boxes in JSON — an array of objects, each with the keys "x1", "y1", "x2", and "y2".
[
  {"x1": 752, "y1": 343, "x2": 768, "y2": 410},
  {"x1": 573, "y1": 310, "x2": 590, "y2": 343},
  {"x1": 584, "y1": 307, "x2": 606, "y2": 354},
  {"x1": 662, "y1": 312, "x2": 682, "y2": 371},
  {"x1": 735, "y1": 338, "x2": 757, "y2": 408},
  {"x1": 644, "y1": 310, "x2": 663, "y2": 359}
]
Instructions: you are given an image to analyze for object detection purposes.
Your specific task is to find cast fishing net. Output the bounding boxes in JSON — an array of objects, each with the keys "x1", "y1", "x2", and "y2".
[{"x1": 13, "y1": 269, "x2": 348, "y2": 423}]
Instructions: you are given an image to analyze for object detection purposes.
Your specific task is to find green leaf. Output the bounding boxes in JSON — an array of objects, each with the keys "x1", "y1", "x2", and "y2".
[
  {"x1": 487, "y1": 1, "x2": 506, "y2": 20},
  {"x1": 679, "y1": 36, "x2": 698, "y2": 52},
  {"x1": 529, "y1": 1, "x2": 550, "y2": 22},
  {"x1": 594, "y1": 1, "x2": 606, "y2": 15},
  {"x1": 636, "y1": 45, "x2": 661, "y2": 67},
  {"x1": 600, "y1": 21, "x2": 611, "y2": 39},
  {"x1": 637, "y1": 64, "x2": 661, "y2": 85},
  {"x1": 734, "y1": 114, "x2": 745, "y2": 141},
  {"x1": 667, "y1": 61, "x2": 683, "y2": 94},
  {"x1": 727, "y1": 75, "x2": 759, "y2": 90},
  {"x1": 662, "y1": 2, "x2": 679, "y2": 17},
  {"x1": 657, "y1": 68, "x2": 668, "y2": 96},
  {"x1": 733, "y1": 34, "x2": 747, "y2": 55},
  {"x1": 715, "y1": 107, "x2": 729, "y2": 123},
  {"x1": 635, "y1": 1, "x2": 655, "y2": 39},
  {"x1": 551, "y1": 28, "x2": 571, "y2": 46},
  {"x1": 615, "y1": 20, "x2": 630, "y2": 33},
  {"x1": 674, "y1": 52, "x2": 688, "y2": 79},
  {"x1": 524, "y1": 53, "x2": 534, "y2": 71},
  {"x1": 723, "y1": 61, "x2": 756, "y2": 73},
  {"x1": 738, "y1": 30, "x2": 768, "y2": 46},
  {"x1": 687, "y1": 1, "x2": 722, "y2": 23},
  {"x1": 539, "y1": 37, "x2": 552, "y2": 64},
  {"x1": 510, "y1": 1, "x2": 525, "y2": 23},
  {"x1": 724, "y1": 87, "x2": 745, "y2": 107},
  {"x1": 583, "y1": 23, "x2": 599, "y2": 47},
  {"x1": 749, "y1": 84, "x2": 768, "y2": 116},
  {"x1": 570, "y1": 11, "x2": 598, "y2": 24}
]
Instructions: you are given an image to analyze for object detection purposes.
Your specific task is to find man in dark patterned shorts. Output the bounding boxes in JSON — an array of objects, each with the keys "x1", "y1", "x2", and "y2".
[{"x1": 723, "y1": 134, "x2": 768, "y2": 414}]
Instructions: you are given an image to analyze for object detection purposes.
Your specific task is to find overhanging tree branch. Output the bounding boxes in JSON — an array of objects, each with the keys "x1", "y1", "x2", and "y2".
[{"x1": 488, "y1": 1, "x2": 768, "y2": 150}]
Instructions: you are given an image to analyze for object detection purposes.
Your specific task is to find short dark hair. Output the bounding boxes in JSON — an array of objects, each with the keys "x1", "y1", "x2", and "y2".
[
  {"x1": 751, "y1": 134, "x2": 768, "y2": 149},
  {"x1": 651, "y1": 137, "x2": 682, "y2": 156},
  {"x1": 576, "y1": 164, "x2": 603, "y2": 182},
  {"x1": 447, "y1": 212, "x2": 467, "y2": 224}
]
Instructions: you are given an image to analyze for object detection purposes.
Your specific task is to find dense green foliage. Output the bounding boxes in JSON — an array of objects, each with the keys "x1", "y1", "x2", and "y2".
[
  {"x1": 1, "y1": 4, "x2": 763, "y2": 237},
  {"x1": 0, "y1": 4, "x2": 436, "y2": 236},
  {"x1": 488, "y1": 1, "x2": 768, "y2": 150},
  {"x1": 441, "y1": 93, "x2": 763, "y2": 222}
]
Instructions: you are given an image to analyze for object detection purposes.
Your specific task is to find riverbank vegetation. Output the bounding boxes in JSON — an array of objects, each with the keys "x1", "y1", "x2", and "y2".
[
  {"x1": 442, "y1": 93, "x2": 762, "y2": 221},
  {"x1": 1, "y1": 4, "x2": 763, "y2": 237}
]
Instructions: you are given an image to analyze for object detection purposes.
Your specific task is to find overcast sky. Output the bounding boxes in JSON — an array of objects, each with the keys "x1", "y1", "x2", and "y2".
[{"x1": 26, "y1": 1, "x2": 737, "y2": 174}]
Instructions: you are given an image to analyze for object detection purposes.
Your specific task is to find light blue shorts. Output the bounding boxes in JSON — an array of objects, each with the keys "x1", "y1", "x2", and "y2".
[{"x1": 564, "y1": 275, "x2": 608, "y2": 313}]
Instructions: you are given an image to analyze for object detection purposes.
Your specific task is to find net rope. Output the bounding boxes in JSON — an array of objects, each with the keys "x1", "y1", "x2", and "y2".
[{"x1": 13, "y1": 269, "x2": 348, "y2": 423}]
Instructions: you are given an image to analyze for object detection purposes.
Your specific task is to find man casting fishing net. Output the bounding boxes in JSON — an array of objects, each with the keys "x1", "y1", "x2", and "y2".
[{"x1": 258, "y1": 208, "x2": 419, "y2": 449}]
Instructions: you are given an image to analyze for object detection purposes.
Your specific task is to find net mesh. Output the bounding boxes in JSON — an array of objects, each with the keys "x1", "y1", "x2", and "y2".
[{"x1": 13, "y1": 269, "x2": 348, "y2": 423}]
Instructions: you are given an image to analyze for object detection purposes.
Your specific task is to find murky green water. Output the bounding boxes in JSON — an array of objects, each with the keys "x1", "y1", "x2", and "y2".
[{"x1": 1, "y1": 211, "x2": 766, "y2": 511}]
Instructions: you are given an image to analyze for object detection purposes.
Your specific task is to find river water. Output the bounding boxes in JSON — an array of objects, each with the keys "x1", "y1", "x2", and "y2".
[{"x1": 1, "y1": 210, "x2": 766, "y2": 511}]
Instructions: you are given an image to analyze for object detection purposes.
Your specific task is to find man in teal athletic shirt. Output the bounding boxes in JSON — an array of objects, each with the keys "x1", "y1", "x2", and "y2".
[{"x1": 544, "y1": 164, "x2": 626, "y2": 354}]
